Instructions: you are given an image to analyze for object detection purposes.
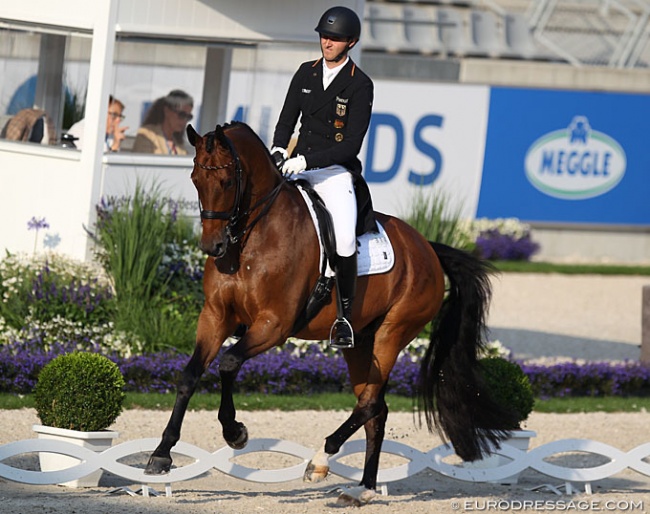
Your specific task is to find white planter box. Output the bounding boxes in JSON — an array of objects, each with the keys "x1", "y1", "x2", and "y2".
[
  {"x1": 33, "y1": 424, "x2": 119, "y2": 488},
  {"x1": 463, "y1": 429, "x2": 536, "y2": 484}
]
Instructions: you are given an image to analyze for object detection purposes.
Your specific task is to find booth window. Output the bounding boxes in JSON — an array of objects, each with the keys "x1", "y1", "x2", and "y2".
[
  {"x1": 112, "y1": 37, "x2": 207, "y2": 154},
  {"x1": 0, "y1": 23, "x2": 91, "y2": 144},
  {"x1": 0, "y1": 22, "x2": 315, "y2": 153}
]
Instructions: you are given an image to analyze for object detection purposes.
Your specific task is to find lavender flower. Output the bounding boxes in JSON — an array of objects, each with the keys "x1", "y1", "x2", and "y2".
[
  {"x1": 27, "y1": 217, "x2": 50, "y2": 231},
  {"x1": 27, "y1": 217, "x2": 50, "y2": 254}
]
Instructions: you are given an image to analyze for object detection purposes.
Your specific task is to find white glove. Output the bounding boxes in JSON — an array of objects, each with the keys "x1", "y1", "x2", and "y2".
[{"x1": 282, "y1": 155, "x2": 307, "y2": 175}]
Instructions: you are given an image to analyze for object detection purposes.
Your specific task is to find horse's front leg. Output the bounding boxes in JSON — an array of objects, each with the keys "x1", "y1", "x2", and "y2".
[
  {"x1": 145, "y1": 314, "x2": 231, "y2": 475},
  {"x1": 217, "y1": 321, "x2": 285, "y2": 449},
  {"x1": 218, "y1": 348, "x2": 249, "y2": 449},
  {"x1": 145, "y1": 351, "x2": 205, "y2": 474}
]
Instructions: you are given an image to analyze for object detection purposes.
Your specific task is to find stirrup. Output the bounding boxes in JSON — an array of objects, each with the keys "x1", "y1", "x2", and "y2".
[{"x1": 329, "y1": 317, "x2": 354, "y2": 349}]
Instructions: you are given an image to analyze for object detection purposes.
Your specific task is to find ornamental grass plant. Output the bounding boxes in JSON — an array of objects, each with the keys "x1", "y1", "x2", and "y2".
[
  {"x1": 88, "y1": 181, "x2": 204, "y2": 353},
  {"x1": 91, "y1": 183, "x2": 171, "y2": 302},
  {"x1": 402, "y1": 188, "x2": 475, "y2": 251},
  {"x1": 402, "y1": 188, "x2": 540, "y2": 262}
]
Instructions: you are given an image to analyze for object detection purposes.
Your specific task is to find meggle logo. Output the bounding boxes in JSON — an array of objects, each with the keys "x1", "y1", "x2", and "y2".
[{"x1": 524, "y1": 116, "x2": 626, "y2": 200}]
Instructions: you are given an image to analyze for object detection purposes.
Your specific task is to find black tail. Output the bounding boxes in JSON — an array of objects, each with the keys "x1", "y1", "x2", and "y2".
[{"x1": 417, "y1": 242, "x2": 519, "y2": 461}]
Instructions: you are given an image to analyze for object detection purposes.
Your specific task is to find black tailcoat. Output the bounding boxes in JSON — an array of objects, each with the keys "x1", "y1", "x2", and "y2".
[{"x1": 273, "y1": 58, "x2": 377, "y2": 235}]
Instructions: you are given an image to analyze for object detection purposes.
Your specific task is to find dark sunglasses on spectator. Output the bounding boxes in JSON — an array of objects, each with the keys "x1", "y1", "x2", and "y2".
[{"x1": 173, "y1": 109, "x2": 193, "y2": 121}]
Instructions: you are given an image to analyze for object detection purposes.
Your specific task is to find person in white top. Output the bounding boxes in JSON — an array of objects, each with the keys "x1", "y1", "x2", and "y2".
[{"x1": 67, "y1": 95, "x2": 127, "y2": 152}]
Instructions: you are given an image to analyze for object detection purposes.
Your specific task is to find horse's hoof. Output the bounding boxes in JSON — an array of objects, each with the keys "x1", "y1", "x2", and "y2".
[
  {"x1": 337, "y1": 486, "x2": 377, "y2": 507},
  {"x1": 144, "y1": 455, "x2": 172, "y2": 475},
  {"x1": 303, "y1": 460, "x2": 330, "y2": 482},
  {"x1": 225, "y1": 423, "x2": 248, "y2": 450}
]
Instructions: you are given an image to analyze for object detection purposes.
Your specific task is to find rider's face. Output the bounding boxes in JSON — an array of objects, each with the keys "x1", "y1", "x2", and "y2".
[{"x1": 320, "y1": 35, "x2": 354, "y2": 66}]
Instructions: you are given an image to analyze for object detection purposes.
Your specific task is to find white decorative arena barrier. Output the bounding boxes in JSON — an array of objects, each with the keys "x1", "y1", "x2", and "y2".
[{"x1": 1, "y1": 437, "x2": 650, "y2": 497}]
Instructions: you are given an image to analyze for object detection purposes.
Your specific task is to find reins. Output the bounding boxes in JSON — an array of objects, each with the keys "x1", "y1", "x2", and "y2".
[{"x1": 194, "y1": 128, "x2": 284, "y2": 247}]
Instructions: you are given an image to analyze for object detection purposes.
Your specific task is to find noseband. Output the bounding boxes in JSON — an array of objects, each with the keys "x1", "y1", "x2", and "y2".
[{"x1": 194, "y1": 127, "x2": 284, "y2": 250}]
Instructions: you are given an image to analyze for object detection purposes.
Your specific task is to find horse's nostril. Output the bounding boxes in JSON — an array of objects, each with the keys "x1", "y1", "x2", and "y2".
[{"x1": 214, "y1": 243, "x2": 227, "y2": 258}]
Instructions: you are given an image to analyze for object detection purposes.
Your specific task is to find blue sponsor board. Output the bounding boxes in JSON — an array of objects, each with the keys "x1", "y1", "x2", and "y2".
[{"x1": 477, "y1": 87, "x2": 650, "y2": 225}]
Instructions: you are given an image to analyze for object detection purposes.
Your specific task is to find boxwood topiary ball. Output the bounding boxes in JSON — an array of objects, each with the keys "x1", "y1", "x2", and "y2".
[
  {"x1": 479, "y1": 357, "x2": 535, "y2": 429},
  {"x1": 34, "y1": 352, "x2": 126, "y2": 432}
]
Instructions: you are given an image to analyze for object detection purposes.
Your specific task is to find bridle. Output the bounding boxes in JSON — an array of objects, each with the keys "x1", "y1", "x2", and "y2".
[{"x1": 194, "y1": 128, "x2": 284, "y2": 249}]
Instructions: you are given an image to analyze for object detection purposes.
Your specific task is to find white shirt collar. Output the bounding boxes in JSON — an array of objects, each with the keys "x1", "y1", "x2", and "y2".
[{"x1": 322, "y1": 56, "x2": 349, "y2": 90}]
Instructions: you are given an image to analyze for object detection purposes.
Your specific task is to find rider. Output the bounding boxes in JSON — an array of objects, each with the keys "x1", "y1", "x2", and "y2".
[{"x1": 271, "y1": 6, "x2": 376, "y2": 348}]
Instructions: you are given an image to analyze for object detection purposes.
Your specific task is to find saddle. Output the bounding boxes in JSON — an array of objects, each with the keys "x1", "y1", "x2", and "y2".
[{"x1": 289, "y1": 180, "x2": 395, "y2": 335}]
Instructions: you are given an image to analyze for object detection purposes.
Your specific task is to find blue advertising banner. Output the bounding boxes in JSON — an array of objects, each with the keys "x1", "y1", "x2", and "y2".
[{"x1": 477, "y1": 87, "x2": 650, "y2": 225}]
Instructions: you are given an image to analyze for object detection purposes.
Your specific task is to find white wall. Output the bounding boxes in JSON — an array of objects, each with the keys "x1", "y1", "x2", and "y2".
[{"x1": 0, "y1": 143, "x2": 92, "y2": 259}]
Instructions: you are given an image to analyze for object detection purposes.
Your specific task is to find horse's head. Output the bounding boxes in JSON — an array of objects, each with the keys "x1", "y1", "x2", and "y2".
[
  {"x1": 189, "y1": 122, "x2": 282, "y2": 261},
  {"x1": 189, "y1": 123, "x2": 246, "y2": 259}
]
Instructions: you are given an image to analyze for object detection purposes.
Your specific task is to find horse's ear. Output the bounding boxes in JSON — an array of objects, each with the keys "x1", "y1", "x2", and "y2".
[{"x1": 187, "y1": 124, "x2": 198, "y2": 147}]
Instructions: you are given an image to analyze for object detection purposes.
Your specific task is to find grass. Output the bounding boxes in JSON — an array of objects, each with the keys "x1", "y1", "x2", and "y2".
[
  {"x1": 2, "y1": 393, "x2": 649, "y2": 413},
  {"x1": 533, "y1": 396, "x2": 650, "y2": 413},
  {"x1": 493, "y1": 260, "x2": 650, "y2": 276}
]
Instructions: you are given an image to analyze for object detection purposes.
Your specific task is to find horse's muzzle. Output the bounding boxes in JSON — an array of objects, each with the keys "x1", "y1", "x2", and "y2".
[{"x1": 200, "y1": 237, "x2": 228, "y2": 259}]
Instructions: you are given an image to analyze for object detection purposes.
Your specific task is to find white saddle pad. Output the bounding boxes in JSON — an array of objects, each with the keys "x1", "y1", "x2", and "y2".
[{"x1": 297, "y1": 185, "x2": 395, "y2": 277}]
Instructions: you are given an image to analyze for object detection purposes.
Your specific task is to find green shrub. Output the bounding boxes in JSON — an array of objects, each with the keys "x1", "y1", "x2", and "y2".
[
  {"x1": 479, "y1": 357, "x2": 535, "y2": 429},
  {"x1": 34, "y1": 352, "x2": 125, "y2": 431}
]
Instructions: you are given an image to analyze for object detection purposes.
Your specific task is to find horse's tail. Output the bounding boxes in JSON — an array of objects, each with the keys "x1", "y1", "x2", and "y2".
[{"x1": 417, "y1": 242, "x2": 519, "y2": 462}]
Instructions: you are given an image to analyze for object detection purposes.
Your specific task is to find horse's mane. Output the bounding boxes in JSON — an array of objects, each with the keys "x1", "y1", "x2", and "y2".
[{"x1": 205, "y1": 121, "x2": 269, "y2": 157}]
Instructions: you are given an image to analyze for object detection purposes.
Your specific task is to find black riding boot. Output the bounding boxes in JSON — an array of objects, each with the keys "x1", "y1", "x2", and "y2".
[{"x1": 330, "y1": 253, "x2": 357, "y2": 349}]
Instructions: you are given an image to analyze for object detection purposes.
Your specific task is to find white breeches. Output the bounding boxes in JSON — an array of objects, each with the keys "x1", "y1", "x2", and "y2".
[{"x1": 291, "y1": 165, "x2": 357, "y2": 257}]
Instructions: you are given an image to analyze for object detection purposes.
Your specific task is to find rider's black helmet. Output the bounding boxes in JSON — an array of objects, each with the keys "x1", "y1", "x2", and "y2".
[{"x1": 315, "y1": 6, "x2": 361, "y2": 41}]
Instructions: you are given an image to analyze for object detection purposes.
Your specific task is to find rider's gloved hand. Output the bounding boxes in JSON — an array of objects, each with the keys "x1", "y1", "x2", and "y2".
[
  {"x1": 270, "y1": 146, "x2": 288, "y2": 169},
  {"x1": 282, "y1": 155, "x2": 307, "y2": 175}
]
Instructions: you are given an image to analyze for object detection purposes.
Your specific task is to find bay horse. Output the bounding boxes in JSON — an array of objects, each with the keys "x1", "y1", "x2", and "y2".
[{"x1": 145, "y1": 121, "x2": 517, "y2": 505}]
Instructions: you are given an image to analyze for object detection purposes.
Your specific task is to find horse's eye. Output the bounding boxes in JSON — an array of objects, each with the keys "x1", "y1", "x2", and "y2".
[{"x1": 224, "y1": 179, "x2": 234, "y2": 190}]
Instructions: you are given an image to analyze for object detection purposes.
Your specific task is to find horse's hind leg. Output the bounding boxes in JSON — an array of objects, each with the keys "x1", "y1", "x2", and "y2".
[
  {"x1": 359, "y1": 389, "x2": 388, "y2": 490},
  {"x1": 335, "y1": 403, "x2": 388, "y2": 506},
  {"x1": 304, "y1": 333, "x2": 391, "y2": 487}
]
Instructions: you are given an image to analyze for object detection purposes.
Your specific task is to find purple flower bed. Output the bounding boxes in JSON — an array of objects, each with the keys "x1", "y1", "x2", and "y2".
[
  {"x1": 475, "y1": 230, "x2": 540, "y2": 261},
  {"x1": 521, "y1": 360, "x2": 650, "y2": 398},
  {"x1": 2, "y1": 343, "x2": 650, "y2": 398}
]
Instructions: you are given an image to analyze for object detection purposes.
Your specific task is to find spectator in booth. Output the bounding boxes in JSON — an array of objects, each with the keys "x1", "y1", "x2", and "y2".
[
  {"x1": 132, "y1": 90, "x2": 194, "y2": 155},
  {"x1": 67, "y1": 95, "x2": 128, "y2": 152},
  {"x1": 1, "y1": 108, "x2": 56, "y2": 144}
]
